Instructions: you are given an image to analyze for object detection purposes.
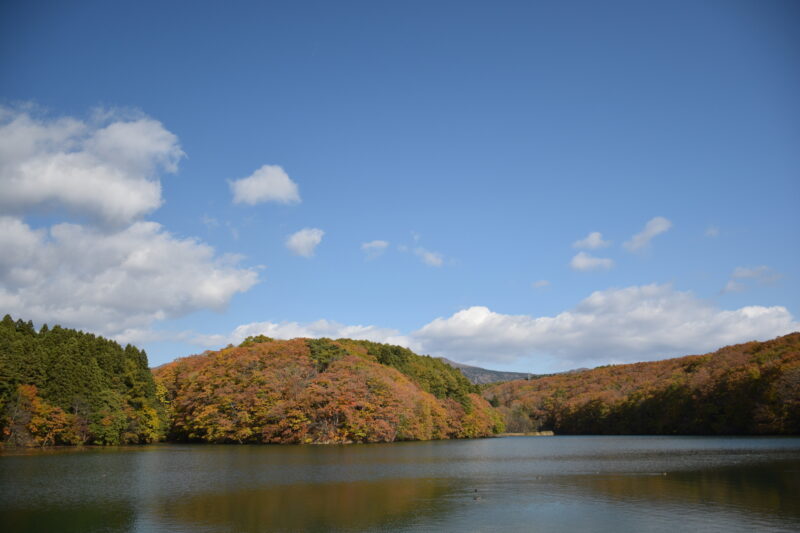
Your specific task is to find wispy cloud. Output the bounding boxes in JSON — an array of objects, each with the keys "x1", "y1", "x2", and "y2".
[
  {"x1": 361, "y1": 240, "x2": 389, "y2": 259},
  {"x1": 532, "y1": 280, "x2": 550, "y2": 289},
  {"x1": 414, "y1": 247, "x2": 444, "y2": 267},
  {"x1": 573, "y1": 231, "x2": 610, "y2": 250},
  {"x1": 201, "y1": 214, "x2": 219, "y2": 228},
  {"x1": 395, "y1": 234, "x2": 447, "y2": 267},
  {"x1": 623, "y1": 216, "x2": 672, "y2": 252},
  {"x1": 570, "y1": 251, "x2": 614, "y2": 271},
  {"x1": 723, "y1": 265, "x2": 782, "y2": 293}
]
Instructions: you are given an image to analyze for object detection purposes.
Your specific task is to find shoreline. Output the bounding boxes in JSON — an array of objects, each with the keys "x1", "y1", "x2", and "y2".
[{"x1": 497, "y1": 431, "x2": 555, "y2": 437}]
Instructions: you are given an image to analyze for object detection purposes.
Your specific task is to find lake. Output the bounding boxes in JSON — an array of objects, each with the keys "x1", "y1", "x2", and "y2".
[{"x1": 2, "y1": 436, "x2": 799, "y2": 532}]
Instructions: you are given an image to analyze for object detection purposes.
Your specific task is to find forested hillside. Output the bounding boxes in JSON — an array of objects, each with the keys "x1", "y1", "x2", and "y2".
[
  {"x1": 486, "y1": 333, "x2": 800, "y2": 435},
  {"x1": 154, "y1": 337, "x2": 504, "y2": 444},
  {"x1": 0, "y1": 315, "x2": 165, "y2": 446},
  {"x1": 7, "y1": 312, "x2": 793, "y2": 445}
]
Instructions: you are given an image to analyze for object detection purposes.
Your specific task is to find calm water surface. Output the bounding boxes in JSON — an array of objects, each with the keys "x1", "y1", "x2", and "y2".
[{"x1": 2, "y1": 436, "x2": 799, "y2": 532}]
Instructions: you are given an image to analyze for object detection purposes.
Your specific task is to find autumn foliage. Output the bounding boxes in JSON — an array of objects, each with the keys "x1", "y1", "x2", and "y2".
[
  {"x1": 486, "y1": 332, "x2": 800, "y2": 435},
  {"x1": 9, "y1": 311, "x2": 795, "y2": 445},
  {"x1": 154, "y1": 338, "x2": 504, "y2": 444}
]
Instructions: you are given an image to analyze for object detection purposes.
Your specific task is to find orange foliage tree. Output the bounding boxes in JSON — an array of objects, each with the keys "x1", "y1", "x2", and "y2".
[{"x1": 3, "y1": 384, "x2": 78, "y2": 446}]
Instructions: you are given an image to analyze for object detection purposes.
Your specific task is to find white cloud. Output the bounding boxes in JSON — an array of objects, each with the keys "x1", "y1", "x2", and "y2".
[
  {"x1": 229, "y1": 164, "x2": 300, "y2": 205},
  {"x1": 532, "y1": 280, "x2": 550, "y2": 289},
  {"x1": 412, "y1": 284, "x2": 799, "y2": 369},
  {"x1": 193, "y1": 319, "x2": 413, "y2": 350},
  {"x1": 570, "y1": 251, "x2": 614, "y2": 271},
  {"x1": 361, "y1": 240, "x2": 389, "y2": 259},
  {"x1": 623, "y1": 216, "x2": 672, "y2": 251},
  {"x1": 414, "y1": 247, "x2": 444, "y2": 267},
  {"x1": 722, "y1": 280, "x2": 744, "y2": 293},
  {"x1": 395, "y1": 235, "x2": 446, "y2": 267},
  {"x1": 0, "y1": 106, "x2": 183, "y2": 226},
  {"x1": 0, "y1": 216, "x2": 259, "y2": 338},
  {"x1": 0, "y1": 106, "x2": 264, "y2": 344},
  {"x1": 732, "y1": 265, "x2": 779, "y2": 281},
  {"x1": 196, "y1": 283, "x2": 798, "y2": 372},
  {"x1": 705, "y1": 226, "x2": 719, "y2": 238},
  {"x1": 573, "y1": 231, "x2": 610, "y2": 249},
  {"x1": 113, "y1": 328, "x2": 186, "y2": 346},
  {"x1": 286, "y1": 228, "x2": 324, "y2": 257},
  {"x1": 723, "y1": 265, "x2": 782, "y2": 293}
]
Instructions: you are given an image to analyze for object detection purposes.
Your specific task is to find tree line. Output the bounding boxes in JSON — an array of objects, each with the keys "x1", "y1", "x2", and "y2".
[
  {"x1": 0, "y1": 317, "x2": 503, "y2": 446},
  {"x1": 485, "y1": 332, "x2": 800, "y2": 435},
  {"x1": 0, "y1": 315, "x2": 166, "y2": 446}
]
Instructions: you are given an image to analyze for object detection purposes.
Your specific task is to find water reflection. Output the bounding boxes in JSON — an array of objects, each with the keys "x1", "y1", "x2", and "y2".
[
  {"x1": 563, "y1": 461, "x2": 800, "y2": 518},
  {"x1": 150, "y1": 478, "x2": 454, "y2": 532},
  {"x1": 1, "y1": 437, "x2": 799, "y2": 533},
  {"x1": 1, "y1": 502, "x2": 135, "y2": 533}
]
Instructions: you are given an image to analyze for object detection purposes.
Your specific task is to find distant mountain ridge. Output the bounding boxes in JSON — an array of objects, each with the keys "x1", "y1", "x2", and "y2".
[{"x1": 438, "y1": 357, "x2": 534, "y2": 384}]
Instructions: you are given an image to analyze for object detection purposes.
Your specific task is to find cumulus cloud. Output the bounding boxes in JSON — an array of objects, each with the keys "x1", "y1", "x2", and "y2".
[
  {"x1": 623, "y1": 216, "x2": 672, "y2": 251},
  {"x1": 570, "y1": 251, "x2": 614, "y2": 271},
  {"x1": 0, "y1": 106, "x2": 183, "y2": 226},
  {"x1": 0, "y1": 106, "x2": 264, "y2": 344},
  {"x1": 361, "y1": 240, "x2": 389, "y2": 259},
  {"x1": 412, "y1": 284, "x2": 799, "y2": 369},
  {"x1": 0, "y1": 216, "x2": 258, "y2": 338},
  {"x1": 286, "y1": 228, "x2": 324, "y2": 257},
  {"x1": 195, "y1": 284, "x2": 798, "y2": 372},
  {"x1": 193, "y1": 319, "x2": 413, "y2": 350},
  {"x1": 229, "y1": 164, "x2": 300, "y2": 206},
  {"x1": 414, "y1": 247, "x2": 444, "y2": 267},
  {"x1": 573, "y1": 231, "x2": 610, "y2": 249}
]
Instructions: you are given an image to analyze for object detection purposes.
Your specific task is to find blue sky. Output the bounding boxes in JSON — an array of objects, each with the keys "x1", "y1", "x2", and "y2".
[{"x1": 1, "y1": 0, "x2": 798, "y2": 371}]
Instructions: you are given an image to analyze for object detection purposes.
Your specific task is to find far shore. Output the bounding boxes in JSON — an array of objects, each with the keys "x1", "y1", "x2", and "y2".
[{"x1": 497, "y1": 431, "x2": 555, "y2": 437}]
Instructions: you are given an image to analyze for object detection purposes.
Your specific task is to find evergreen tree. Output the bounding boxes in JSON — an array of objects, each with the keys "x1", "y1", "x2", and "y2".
[{"x1": 0, "y1": 315, "x2": 166, "y2": 446}]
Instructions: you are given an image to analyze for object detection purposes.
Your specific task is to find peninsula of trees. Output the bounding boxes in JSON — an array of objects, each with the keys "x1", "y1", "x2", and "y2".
[
  {"x1": 155, "y1": 337, "x2": 503, "y2": 443},
  {"x1": 485, "y1": 332, "x2": 800, "y2": 435}
]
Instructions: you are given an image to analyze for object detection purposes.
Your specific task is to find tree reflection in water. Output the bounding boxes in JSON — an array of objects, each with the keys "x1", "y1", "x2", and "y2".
[{"x1": 151, "y1": 477, "x2": 454, "y2": 532}]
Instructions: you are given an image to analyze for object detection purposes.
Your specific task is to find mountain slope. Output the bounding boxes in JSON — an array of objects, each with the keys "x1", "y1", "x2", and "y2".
[
  {"x1": 154, "y1": 337, "x2": 504, "y2": 444},
  {"x1": 485, "y1": 333, "x2": 800, "y2": 435},
  {"x1": 438, "y1": 357, "x2": 533, "y2": 384}
]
